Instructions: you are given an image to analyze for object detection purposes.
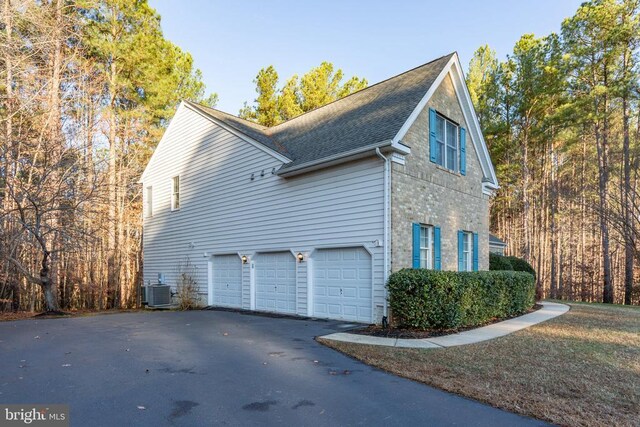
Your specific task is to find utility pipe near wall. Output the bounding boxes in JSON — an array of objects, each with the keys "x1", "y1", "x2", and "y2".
[{"x1": 375, "y1": 148, "x2": 390, "y2": 320}]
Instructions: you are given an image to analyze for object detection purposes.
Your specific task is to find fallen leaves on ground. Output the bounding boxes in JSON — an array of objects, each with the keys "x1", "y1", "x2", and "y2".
[{"x1": 319, "y1": 303, "x2": 640, "y2": 427}]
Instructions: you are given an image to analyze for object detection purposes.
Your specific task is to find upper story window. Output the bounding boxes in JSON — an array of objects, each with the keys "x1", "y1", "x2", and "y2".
[
  {"x1": 429, "y1": 108, "x2": 466, "y2": 175},
  {"x1": 145, "y1": 186, "x2": 153, "y2": 217},
  {"x1": 435, "y1": 114, "x2": 458, "y2": 172},
  {"x1": 171, "y1": 176, "x2": 180, "y2": 211}
]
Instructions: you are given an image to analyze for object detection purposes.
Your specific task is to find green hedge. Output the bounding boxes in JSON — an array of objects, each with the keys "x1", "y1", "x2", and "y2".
[
  {"x1": 505, "y1": 256, "x2": 536, "y2": 279},
  {"x1": 387, "y1": 269, "x2": 535, "y2": 329},
  {"x1": 489, "y1": 253, "x2": 514, "y2": 271}
]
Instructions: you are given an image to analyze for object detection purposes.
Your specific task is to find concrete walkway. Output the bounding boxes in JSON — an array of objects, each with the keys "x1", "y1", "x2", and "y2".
[{"x1": 321, "y1": 301, "x2": 569, "y2": 349}]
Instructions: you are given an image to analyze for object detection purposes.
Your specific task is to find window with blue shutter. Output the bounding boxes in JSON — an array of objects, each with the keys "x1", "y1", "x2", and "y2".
[
  {"x1": 429, "y1": 109, "x2": 437, "y2": 163},
  {"x1": 430, "y1": 110, "x2": 462, "y2": 173},
  {"x1": 412, "y1": 223, "x2": 421, "y2": 268},
  {"x1": 458, "y1": 230, "x2": 465, "y2": 271},
  {"x1": 460, "y1": 127, "x2": 466, "y2": 175},
  {"x1": 434, "y1": 226, "x2": 441, "y2": 270},
  {"x1": 473, "y1": 232, "x2": 479, "y2": 271}
]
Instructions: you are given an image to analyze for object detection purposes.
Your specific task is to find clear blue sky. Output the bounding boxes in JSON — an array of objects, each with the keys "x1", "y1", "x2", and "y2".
[{"x1": 150, "y1": 0, "x2": 584, "y2": 114}]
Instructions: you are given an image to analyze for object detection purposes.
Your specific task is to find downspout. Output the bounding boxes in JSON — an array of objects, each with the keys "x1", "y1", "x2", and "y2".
[{"x1": 375, "y1": 148, "x2": 390, "y2": 321}]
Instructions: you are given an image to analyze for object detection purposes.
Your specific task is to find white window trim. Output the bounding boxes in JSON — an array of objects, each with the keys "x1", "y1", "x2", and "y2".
[
  {"x1": 171, "y1": 175, "x2": 181, "y2": 211},
  {"x1": 462, "y1": 231, "x2": 473, "y2": 271},
  {"x1": 145, "y1": 186, "x2": 153, "y2": 218},
  {"x1": 436, "y1": 114, "x2": 459, "y2": 173},
  {"x1": 420, "y1": 224, "x2": 434, "y2": 269}
]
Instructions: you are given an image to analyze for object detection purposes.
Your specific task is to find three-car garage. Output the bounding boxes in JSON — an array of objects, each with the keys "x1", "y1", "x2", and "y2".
[{"x1": 208, "y1": 247, "x2": 374, "y2": 323}]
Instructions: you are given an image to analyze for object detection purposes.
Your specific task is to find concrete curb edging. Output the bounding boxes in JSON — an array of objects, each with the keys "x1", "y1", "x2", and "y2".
[{"x1": 320, "y1": 301, "x2": 570, "y2": 349}]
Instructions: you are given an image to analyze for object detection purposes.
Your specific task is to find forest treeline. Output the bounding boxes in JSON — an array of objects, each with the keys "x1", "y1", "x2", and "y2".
[
  {"x1": 468, "y1": 0, "x2": 640, "y2": 304},
  {"x1": 0, "y1": 0, "x2": 216, "y2": 311},
  {"x1": 1, "y1": 0, "x2": 638, "y2": 313}
]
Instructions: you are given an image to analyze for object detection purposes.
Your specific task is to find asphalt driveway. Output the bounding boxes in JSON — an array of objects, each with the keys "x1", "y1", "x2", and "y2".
[{"x1": 0, "y1": 310, "x2": 548, "y2": 426}]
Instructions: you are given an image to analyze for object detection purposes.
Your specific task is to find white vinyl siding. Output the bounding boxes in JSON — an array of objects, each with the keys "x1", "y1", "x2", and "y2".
[
  {"x1": 145, "y1": 186, "x2": 153, "y2": 218},
  {"x1": 141, "y1": 105, "x2": 385, "y2": 319},
  {"x1": 420, "y1": 225, "x2": 434, "y2": 269},
  {"x1": 435, "y1": 114, "x2": 459, "y2": 172},
  {"x1": 171, "y1": 176, "x2": 180, "y2": 210}
]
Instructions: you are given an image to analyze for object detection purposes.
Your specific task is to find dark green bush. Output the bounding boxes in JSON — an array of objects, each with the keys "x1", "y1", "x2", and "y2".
[
  {"x1": 489, "y1": 253, "x2": 514, "y2": 271},
  {"x1": 505, "y1": 256, "x2": 536, "y2": 279},
  {"x1": 387, "y1": 269, "x2": 535, "y2": 329}
]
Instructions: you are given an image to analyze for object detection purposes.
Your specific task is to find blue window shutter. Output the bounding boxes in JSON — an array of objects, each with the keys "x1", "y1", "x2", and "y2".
[
  {"x1": 457, "y1": 230, "x2": 465, "y2": 271},
  {"x1": 434, "y1": 226, "x2": 441, "y2": 270},
  {"x1": 473, "y1": 232, "x2": 479, "y2": 271},
  {"x1": 412, "y1": 223, "x2": 421, "y2": 268},
  {"x1": 459, "y1": 127, "x2": 466, "y2": 175},
  {"x1": 429, "y1": 108, "x2": 437, "y2": 163}
]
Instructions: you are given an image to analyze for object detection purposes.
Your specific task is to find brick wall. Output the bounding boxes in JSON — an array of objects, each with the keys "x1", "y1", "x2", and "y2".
[{"x1": 391, "y1": 74, "x2": 490, "y2": 271}]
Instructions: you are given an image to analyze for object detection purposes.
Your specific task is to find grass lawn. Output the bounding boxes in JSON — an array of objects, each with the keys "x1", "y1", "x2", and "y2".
[{"x1": 319, "y1": 302, "x2": 640, "y2": 427}]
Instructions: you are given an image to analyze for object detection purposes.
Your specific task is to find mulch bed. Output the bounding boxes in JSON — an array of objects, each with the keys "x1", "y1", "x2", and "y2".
[{"x1": 352, "y1": 304, "x2": 543, "y2": 339}]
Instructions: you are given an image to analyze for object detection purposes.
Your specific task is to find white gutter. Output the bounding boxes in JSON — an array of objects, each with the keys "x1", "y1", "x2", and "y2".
[
  {"x1": 375, "y1": 148, "x2": 390, "y2": 319},
  {"x1": 277, "y1": 140, "x2": 394, "y2": 177}
]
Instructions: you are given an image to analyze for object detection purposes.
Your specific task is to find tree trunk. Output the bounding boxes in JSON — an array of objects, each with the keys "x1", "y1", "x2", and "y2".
[
  {"x1": 48, "y1": 0, "x2": 64, "y2": 311},
  {"x1": 107, "y1": 9, "x2": 119, "y2": 308},
  {"x1": 550, "y1": 137, "x2": 559, "y2": 299},
  {"x1": 622, "y1": 58, "x2": 634, "y2": 305},
  {"x1": 2, "y1": 0, "x2": 20, "y2": 311},
  {"x1": 597, "y1": 73, "x2": 613, "y2": 303},
  {"x1": 40, "y1": 251, "x2": 58, "y2": 312},
  {"x1": 523, "y1": 135, "x2": 531, "y2": 263}
]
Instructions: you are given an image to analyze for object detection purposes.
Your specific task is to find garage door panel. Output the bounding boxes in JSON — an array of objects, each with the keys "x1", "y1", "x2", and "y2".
[
  {"x1": 342, "y1": 287, "x2": 357, "y2": 298},
  {"x1": 212, "y1": 255, "x2": 243, "y2": 308},
  {"x1": 313, "y1": 247, "x2": 372, "y2": 323},
  {"x1": 327, "y1": 287, "x2": 341, "y2": 297},
  {"x1": 342, "y1": 269, "x2": 357, "y2": 280},
  {"x1": 328, "y1": 304, "x2": 341, "y2": 315},
  {"x1": 342, "y1": 305, "x2": 357, "y2": 317},
  {"x1": 359, "y1": 270, "x2": 372, "y2": 280},
  {"x1": 256, "y1": 252, "x2": 296, "y2": 314}
]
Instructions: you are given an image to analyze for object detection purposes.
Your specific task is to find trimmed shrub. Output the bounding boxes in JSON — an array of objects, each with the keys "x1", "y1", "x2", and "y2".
[
  {"x1": 489, "y1": 253, "x2": 514, "y2": 271},
  {"x1": 506, "y1": 256, "x2": 536, "y2": 279},
  {"x1": 387, "y1": 269, "x2": 535, "y2": 330}
]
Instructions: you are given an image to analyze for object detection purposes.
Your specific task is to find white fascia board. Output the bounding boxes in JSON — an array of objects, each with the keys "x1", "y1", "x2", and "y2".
[
  {"x1": 277, "y1": 140, "x2": 395, "y2": 177},
  {"x1": 391, "y1": 141, "x2": 411, "y2": 155},
  {"x1": 183, "y1": 103, "x2": 292, "y2": 164},
  {"x1": 392, "y1": 55, "x2": 457, "y2": 145},
  {"x1": 482, "y1": 182, "x2": 498, "y2": 196},
  {"x1": 449, "y1": 56, "x2": 499, "y2": 188}
]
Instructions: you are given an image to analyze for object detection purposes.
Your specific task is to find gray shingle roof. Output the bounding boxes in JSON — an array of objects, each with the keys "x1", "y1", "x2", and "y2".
[
  {"x1": 185, "y1": 53, "x2": 454, "y2": 170},
  {"x1": 489, "y1": 234, "x2": 507, "y2": 246}
]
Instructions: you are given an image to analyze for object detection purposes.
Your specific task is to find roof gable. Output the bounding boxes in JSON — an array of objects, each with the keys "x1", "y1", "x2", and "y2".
[{"x1": 151, "y1": 53, "x2": 498, "y2": 190}]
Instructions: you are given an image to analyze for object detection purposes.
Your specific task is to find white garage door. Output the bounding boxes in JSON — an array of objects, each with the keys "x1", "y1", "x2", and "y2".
[
  {"x1": 313, "y1": 247, "x2": 372, "y2": 323},
  {"x1": 255, "y1": 252, "x2": 296, "y2": 314},
  {"x1": 211, "y1": 254, "x2": 243, "y2": 308}
]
